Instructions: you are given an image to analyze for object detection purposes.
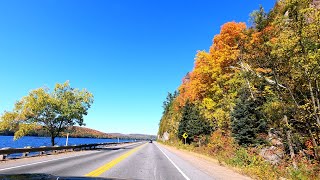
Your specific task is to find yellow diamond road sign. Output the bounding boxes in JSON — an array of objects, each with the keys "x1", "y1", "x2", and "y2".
[{"x1": 182, "y1": 133, "x2": 188, "y2": 139}]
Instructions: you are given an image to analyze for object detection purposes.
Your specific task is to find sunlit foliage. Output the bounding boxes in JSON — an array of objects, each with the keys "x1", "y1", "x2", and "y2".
[
  {"x1": 0, "y1": 81, "x2": 94, "y2": 145},
  {"x1": 159, "y1": 0, "x2": 320, "y2": 178}
]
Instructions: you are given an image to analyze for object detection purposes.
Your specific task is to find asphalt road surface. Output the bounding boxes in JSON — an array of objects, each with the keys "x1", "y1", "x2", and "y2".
[{"x1": 0, "y1": 142, "x2": 219, "y2": 179}]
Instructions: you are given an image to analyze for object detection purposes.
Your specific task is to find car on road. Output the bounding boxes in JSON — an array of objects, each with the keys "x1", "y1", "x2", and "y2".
[{"x1": 149, "y1": 140, "x2": 153, "y2": 143}]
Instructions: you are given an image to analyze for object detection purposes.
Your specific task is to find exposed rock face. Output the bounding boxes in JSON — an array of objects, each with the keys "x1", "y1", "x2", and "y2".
[
  {"x1": 260, "y1": 130, "x2": 284, "y2": 164},
  {"x1": 260, "y1": 146, "x2": 285, "y2": 165},
  {"x1": 268, "y1": 130, "x2": 283, "y2": 146},
  {"x1": 160, "y1": 131, "x2": 170, "y2": 142}
]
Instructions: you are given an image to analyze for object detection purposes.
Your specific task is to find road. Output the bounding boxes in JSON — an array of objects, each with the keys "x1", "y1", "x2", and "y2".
[{"x1": 0, "y1": 142, "x2": 234, "y2": 179}]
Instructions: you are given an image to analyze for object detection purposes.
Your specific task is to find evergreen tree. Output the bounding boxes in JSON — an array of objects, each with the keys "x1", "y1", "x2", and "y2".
[
  {"x1": 178, "y1": 101, "x2": 213, "y2": 143},
  {"x1": 250, "y1": 5, "x2": 268, "y2": 31},
  {"x1": 231, "y1": 88, "x2": 267, "y2": 146}
]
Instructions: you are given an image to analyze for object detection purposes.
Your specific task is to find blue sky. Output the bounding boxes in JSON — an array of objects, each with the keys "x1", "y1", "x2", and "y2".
[{"x1": 0, "y1": 0, "x2": 276, "y2": 135}]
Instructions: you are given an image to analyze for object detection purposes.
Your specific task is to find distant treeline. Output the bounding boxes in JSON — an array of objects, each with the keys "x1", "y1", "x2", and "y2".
[
  {"x1": 0, "y1": 126, "x2": 156, "y2": 140},
  {"x1": 0, "y1": 126, "x2": 112, "y2": 139}
]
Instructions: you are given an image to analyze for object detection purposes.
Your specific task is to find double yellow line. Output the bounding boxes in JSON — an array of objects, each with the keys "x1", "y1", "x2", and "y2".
[{"x1": 85, "y1": 143, "x2": 146, "y2": 177}]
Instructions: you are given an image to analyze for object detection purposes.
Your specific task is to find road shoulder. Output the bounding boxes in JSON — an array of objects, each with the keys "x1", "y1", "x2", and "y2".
[{"x1": 158, "y1": 143, "x2": 252, "y2": 180}]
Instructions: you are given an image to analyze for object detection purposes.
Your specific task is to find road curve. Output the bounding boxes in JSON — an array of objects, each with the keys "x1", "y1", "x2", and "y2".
[{"x1": 0, "y1": 142, "x2": 225, "y2": 179}]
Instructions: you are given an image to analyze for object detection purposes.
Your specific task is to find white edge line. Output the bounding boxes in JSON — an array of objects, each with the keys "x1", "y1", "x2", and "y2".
[
  {"x1": 155, "y1": 143, "x2": 191, "y2": 180},
  {"x1": 0, "y1": 152, "x2": 93, "y2": 172}
]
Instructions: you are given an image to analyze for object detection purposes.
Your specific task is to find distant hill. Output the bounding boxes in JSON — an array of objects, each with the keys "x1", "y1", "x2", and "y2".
[
  {"x1": 0, "y1": 126, "x2": 156, "y2": 140},
  {"x1": 109, "y1": 133, "x2": 157, "y2": 140},
  {"x1": 62, "y1": 126, "x2": 114, "y2": 139}
]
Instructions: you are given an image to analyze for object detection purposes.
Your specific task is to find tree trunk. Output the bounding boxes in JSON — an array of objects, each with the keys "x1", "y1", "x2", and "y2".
[
  {"x1": 308, "y1": 80, "x2": 320, "y2": 126},
  {"x1": 315, "y1": 80, "x2": 320, "y2": 120},
  {"x1": 238, "y1": 61, "x2": 255, "y2": 99},
  {"x1": 308, "y1": 128, "x2": 319, "y2": 160},
  {"x1": 284, "y1": 115, "x2": 297, "y2": 169},
  {"x1": 246, "y1": 79, "x2": 255, "y2": 99},
  {"x1": 51, "y1": 136, "x2": 55, "y2": 146}
]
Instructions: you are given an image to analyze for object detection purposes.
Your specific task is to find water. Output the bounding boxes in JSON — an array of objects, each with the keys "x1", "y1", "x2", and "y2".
[{"x1": 0, "y1": 136, "x2": 132, "y2": 149}]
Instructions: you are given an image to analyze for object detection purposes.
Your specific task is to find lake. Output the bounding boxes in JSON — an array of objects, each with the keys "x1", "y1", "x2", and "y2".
[{"x1": 0, "y1": 136, "x2": 132, "y2": 149}]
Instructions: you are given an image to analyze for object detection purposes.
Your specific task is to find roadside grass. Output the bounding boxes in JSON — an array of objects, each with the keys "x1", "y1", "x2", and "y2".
[{"x1": 158, "y1": 131, "x2": 320, "y2": 180}]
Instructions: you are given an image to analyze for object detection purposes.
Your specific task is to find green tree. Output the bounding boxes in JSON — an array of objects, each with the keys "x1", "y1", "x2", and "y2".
[
  {"x1": 0, "y1": 81, "x2": 94, "y2": 146},
  {"x1": 162, "y1": 91, "x2": 178, "y2": 114},
  {"x1": 250, "y1": 5, "x2": 268, "y2": 31},
  {"x1": 158, "y1": 91, "x2": 180, "y2": 140},
  {"x1": 231, "y1": 87, "x2": 267, "y2": 146},
  {"x1": 178, "y1": 101, "x2": 213, "y2": 143}
]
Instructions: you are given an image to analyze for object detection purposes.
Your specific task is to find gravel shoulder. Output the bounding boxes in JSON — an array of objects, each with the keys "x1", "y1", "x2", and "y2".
[{"x1": 159, "y1": 143, "x2": 252, "y2": 180}]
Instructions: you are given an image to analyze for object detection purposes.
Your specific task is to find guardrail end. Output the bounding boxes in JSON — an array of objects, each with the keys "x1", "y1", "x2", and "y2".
[
  {"x1": 0, "y1": 147, "x2": 11, "y2": 160},
  {"x1": 0, "y1": 154, "x2": 7, "y2": 160}
]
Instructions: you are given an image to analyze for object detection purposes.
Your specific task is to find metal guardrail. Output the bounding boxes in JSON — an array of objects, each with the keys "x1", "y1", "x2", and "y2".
[{"x1": 0, "y1": 142, "x2": 131, "y2": 160}]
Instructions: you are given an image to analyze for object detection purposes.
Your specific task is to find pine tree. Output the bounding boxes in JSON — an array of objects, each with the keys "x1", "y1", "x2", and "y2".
[
  {"x1": 231, "y1": 88, "x2": 267, "y2": 146},
  {"x1": 178, "y1": 101, "x2": 213, "y2": 143}
]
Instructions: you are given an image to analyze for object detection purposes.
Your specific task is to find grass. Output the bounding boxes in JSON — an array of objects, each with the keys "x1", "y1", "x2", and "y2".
[{"x1": 158, "y1": 131, "x2": 320, "y2": 180}]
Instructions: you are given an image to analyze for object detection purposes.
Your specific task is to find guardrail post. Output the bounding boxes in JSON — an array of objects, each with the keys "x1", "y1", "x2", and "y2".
[
  {"x1": 71, "y1": 145, "x2": 76, "y2": 151},
  {"x1": 39, "y1": 146, "x2": 46, "y2": 155},
  {"x1": 53, "y1": 145, "x2": 59, "y2": 154},
  {"x1": 22, "y1": 146, "x2": 31, "y2": 157}
]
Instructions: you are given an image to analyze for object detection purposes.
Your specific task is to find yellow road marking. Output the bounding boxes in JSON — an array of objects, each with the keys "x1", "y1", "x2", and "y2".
[{"x1": 85, "y1": 143, "x2": 146, "y2": 177}]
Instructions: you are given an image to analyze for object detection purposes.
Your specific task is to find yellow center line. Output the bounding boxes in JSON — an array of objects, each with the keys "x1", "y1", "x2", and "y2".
[{"x1": 85, "y1": 143, "x2": 146, "y2": 177}]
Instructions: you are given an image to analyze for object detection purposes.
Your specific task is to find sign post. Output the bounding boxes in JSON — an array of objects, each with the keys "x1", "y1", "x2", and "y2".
[
  {"x1": 182, "y1": 133, "x2": 188, "y2": 144},
  {"x1": 66, "y1": 133, "x2": 69, "y2": 146}
]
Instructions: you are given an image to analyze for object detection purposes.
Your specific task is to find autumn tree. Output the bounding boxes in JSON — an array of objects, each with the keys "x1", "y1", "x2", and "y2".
[
  {"x1": 0, "y1": 81, "x2": 94, "y2": 146},
  {"x1": 238, "y1": 0, "x2": 320, "y2": 163},
  {"x1": 177, "y1": 22, "x2": 247, "y2": 132},
  {"x1": 159, "y1": 0, "x2": 320, "y2": 176}
]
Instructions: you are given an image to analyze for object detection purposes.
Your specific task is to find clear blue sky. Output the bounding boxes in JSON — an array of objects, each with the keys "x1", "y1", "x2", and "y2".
[{"x1": 0, "y1": 0, "x2": 275, "y2": 135}]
